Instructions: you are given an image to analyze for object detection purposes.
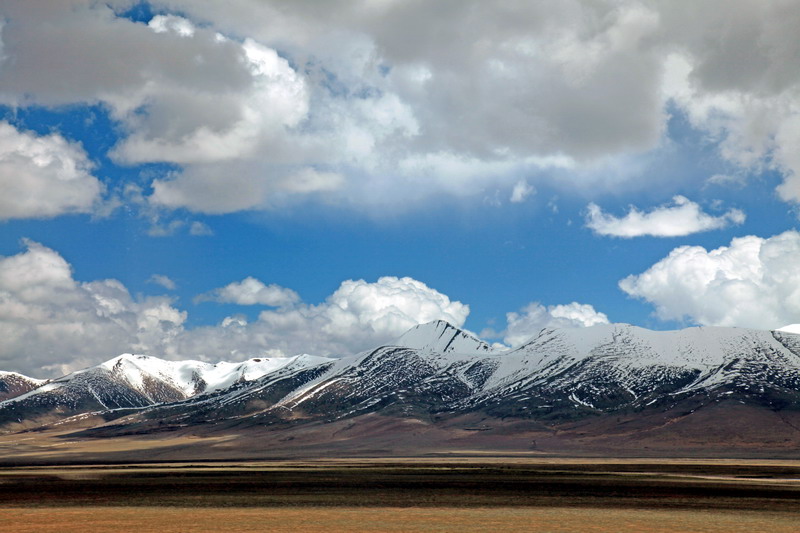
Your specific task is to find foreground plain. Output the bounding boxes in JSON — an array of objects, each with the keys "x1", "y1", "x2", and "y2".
[
  {"x1": 1, "y1": 460, "x2": 799, "y2": 532},
  {"x1": 2, "y1": 506, "x2": 798, "y2": 533}
]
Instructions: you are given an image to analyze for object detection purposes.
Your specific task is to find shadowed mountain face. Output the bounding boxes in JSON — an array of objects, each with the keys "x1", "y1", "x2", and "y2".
[{"x1": 3, "y1": 321, "x2": 800, "y2": 456}]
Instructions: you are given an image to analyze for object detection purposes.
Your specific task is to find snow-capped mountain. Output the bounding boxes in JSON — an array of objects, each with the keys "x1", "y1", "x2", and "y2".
[
  {"x1": 3, "y1": 321, "x2": 800, "y2": 440},
  {"x1": 218, "y1": 322, "x2": 800, "y2": 424}
]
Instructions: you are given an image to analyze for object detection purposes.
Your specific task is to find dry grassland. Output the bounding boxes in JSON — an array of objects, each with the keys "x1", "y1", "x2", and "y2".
[
  {"x1": 0, "y1": 506, "x2": 798, "y2": 533},
  {"x1": 0, "y1": 459, "x2": 798, "y2": 531}
]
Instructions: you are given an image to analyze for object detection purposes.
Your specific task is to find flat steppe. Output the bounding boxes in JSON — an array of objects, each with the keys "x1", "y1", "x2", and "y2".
[
  {"x1": 1, "y1": 458, "x2": 799, "y2": 532},
  {"x1": 1, "y1": 412, "x2": 800, "y2": 531}
]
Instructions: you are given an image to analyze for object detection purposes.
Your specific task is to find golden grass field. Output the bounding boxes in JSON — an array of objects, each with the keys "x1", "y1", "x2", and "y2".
[{"x1": 0, "y1": 458, "x2": 799, "y2": 532}]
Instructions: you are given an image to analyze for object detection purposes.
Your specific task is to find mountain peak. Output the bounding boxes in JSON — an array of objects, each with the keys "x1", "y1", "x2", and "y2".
[{"x1": 394, "y1": 320, "x2": 493, "y2": 355}]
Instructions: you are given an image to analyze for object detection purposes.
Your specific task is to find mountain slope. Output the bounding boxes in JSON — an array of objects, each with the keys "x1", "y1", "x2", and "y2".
[
  {"x1": 266, "y1": 324, "x2": 800, "y2": 423},
  {"x1": 466, "y1": 324, "x2": 800, "y2": 417},
  {"x1": 0, "y1": 353, "x2": 332, "y2": 427},
  {"x1": 66, "y1": 322, "x2": 800, "y2": 440},
  {"x1": 4, "y1": 321, "x2": 800, "y2": 456}
]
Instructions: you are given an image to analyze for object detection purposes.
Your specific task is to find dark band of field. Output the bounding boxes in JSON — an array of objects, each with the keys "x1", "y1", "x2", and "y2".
[{"x1": 1, "y1": 459, "x2": 799, "y2": 532}]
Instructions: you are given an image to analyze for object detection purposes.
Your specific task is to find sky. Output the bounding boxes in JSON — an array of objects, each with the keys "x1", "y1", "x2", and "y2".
[{"x1": 2, "y1": 0, "x2": 800, "y2": 377}]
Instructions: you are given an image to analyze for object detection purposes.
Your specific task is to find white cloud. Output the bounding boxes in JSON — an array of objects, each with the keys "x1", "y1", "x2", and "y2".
[
  {"x1": 0, "y1": 4, "x2": 312, "y2": 213},
  {"x1": 148, "y1": 14, "x2": 196, "y2": 37},
  {"x1": 774, "y1": 115, "x2": 800, "y2": 204},
  {"x1": 147, "y1": 274, "x2": 177, "y2": 291},
  {"x1": 510, "y1": 180, "x2": 535, "y2": 203},
  {"x1": 196, "y1": 277, "x2": 300, "y2": 307},
  {"x1": 0, "y1": 240, "x2": 186, "y2": 376},
  {"x1": 0, "y1": 1, "x2": 663, "y2": 214},
  {"x1": 658, "y1": 0, "x2": 800, "y2": 203},
  {"x1": 586, "y1": 196, "x2": 745, "y2": 238},
  {"x1": 0, "y1": 122, "x2": 103, "y2": 220},
  {"x1": 706, "y1": 173, "x2": 746, "y2": 188},
  {"x1": 501, "y1": 301, "x2": 609, "y2": 347},
  {"x1": 619, "y1": 230, "x2": 800, "y2": 329},
  {"x1": 142, "y1": 1, "x2": 800, "y2": 212}
]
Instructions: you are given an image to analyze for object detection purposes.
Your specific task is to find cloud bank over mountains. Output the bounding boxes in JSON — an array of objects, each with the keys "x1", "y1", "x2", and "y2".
[
  {"x1": 0, "y1": 241, "x2": 601, "y2": 376},
  {"x1": 0, "y1": 240, "x2": 186, "y2": 376},
  {"x1": 7, "y1": 227, "x2": 799, "y2": 377},
  {"x1": 1, "y1": 1, "x2": 800, "y2": 214}
]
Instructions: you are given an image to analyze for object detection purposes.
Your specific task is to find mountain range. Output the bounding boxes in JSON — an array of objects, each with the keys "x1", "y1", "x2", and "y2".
[{"x1": 2, "y1": 320, "x2": 800, "y2": 459}]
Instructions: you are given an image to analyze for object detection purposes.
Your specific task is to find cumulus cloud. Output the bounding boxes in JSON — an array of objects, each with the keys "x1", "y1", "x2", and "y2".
[
  {"x1": 0, "y1": 1, "x2": 666, "y2": 214},
  {"x1": 619, "y1": 230, "x2": 800, "y2": 329},
  {"x1": 0, "y1": 240, "x2": 186, "y2": 376},
  {"x1": 500, "y1": 302, "x2": 610, "y2": 347},
  {"x1": 2, "y1": 1, "x2": 799, "y2": 214},
  {"x1": 196, "y1": 277, "x2": 300, "y2": 307},
  {"x1": 586, "y1": 196, "x2": 745, "y2": 237},
  {"x1": 0, "y1": 239, "x2": 617, "y2": 375},
  {"x1": 0, "y1": 4, "x2": 311, "y2": 213},
  {"x1": 0, "y1": 122, "x2": 103, "y2": 220},
  {"x1": 179, "y1": 276, "x2": 470, "y2": 359}
]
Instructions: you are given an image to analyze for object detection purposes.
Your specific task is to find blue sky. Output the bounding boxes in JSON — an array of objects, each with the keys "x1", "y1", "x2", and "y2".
[{"x1": 2, "y1": 1, "x2": 800, "y2": 376}]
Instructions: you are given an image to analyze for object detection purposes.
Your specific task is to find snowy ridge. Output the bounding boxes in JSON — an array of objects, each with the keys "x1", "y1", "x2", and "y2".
[
  {"x1": 0, "y1": 352, "x2": 334, "y2": 420},
  {"x1": 395, "y1": 320, "x2": 493, "y2": 355},
  {"x1": 458, "y1": 324, "x2": 800, "y2": 410},
  {"x1": 98, "y1": 353, "x2": 331, "y2": 397},
  {"x1": 4, "y1": 322, "x2": 800, "y2": 429},
  {"x1": 258, "y1": 323, "x2": 800, "y2": 418}
]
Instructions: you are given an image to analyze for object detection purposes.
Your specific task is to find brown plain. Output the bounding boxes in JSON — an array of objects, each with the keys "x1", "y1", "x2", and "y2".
[
  {"x1": 1, "y1": 459, "x2": 799, "y2": 532},
  {"x1": 1, "y1": 408, "x2": 800, "y2": 532}
]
